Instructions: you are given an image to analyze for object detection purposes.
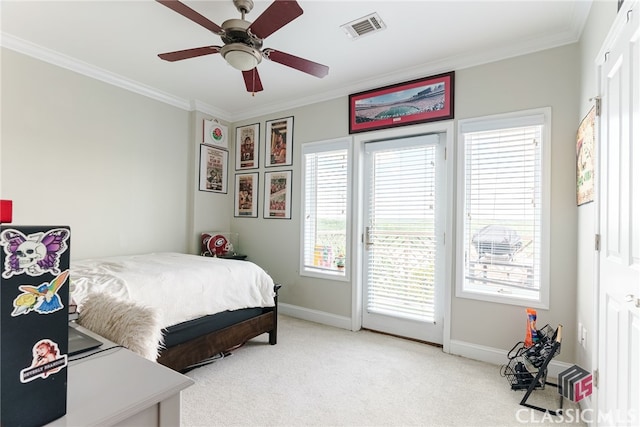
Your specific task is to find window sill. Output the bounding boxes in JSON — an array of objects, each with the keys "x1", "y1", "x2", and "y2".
[
  {"x1": 301, "y1": 267, "x2": 349, "y2": 282},
  {"x1": 456, "y1": 288, "x2": 548, "y2": 309}
]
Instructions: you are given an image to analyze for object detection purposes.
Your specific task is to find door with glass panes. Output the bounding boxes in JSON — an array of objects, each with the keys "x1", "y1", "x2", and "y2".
[{"x1": 362, "y1": 133, "x2": 445, "y2": 343}]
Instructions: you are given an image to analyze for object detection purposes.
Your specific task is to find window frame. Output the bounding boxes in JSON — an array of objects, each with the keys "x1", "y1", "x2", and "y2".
[
  {"x1": 300, "y1": 137, "x2": 352, "y2": 281},
  {"x1": 455, "y1": 108, "x2": 551, "y2": 308}
]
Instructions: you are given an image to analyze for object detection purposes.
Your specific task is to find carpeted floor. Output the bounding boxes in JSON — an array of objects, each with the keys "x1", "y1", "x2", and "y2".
[{"x1": 181, "y1": 315, "x2": 584, "y2": 427}]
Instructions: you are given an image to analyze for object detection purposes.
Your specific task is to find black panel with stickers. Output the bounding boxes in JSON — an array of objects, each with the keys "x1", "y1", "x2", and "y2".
[{"x1": 1, "y1": 225, "x2": 71, "y2": 427}]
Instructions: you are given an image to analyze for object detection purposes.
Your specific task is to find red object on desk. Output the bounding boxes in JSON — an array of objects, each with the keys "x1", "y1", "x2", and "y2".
[{"x1": 0, "y1": 200, "x2": 12, "y2": 223}]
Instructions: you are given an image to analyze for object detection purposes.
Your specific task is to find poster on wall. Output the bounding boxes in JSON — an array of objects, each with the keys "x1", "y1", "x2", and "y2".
[
  {"x1": 265, "y1": 117, "x2": 293, "y2": 167},
  {"x1": 263, "y1": 170, "x2": 291, "y2": 219},
  {"x1": 199, "y1": 145, "x2": 228, "y2": 194},
  {"x1": 203, "y1": 119, "x2": 228, "y2": 150},
  {"x1": 234, "y1": 172, "x2": 258, "y2": 218},
  {"x1": 235, "y1": 123, "x2": 259, "y2": 170},
  {"x1": 576, "y1": 106, "x2": 595, "y2": 206}
]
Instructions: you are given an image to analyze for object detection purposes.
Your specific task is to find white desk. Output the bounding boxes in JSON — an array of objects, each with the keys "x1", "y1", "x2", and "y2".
[{"x1": 47, "y1": 324, "x2": 194, "y2": 427}]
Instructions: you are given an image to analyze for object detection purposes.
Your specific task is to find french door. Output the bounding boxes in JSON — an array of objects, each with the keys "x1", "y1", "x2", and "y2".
[
  {"x1": 596, "y1": 3, "x2": 640, "y2": 425},
  {"x1": 362, "y1": 133, "x2": 445, "y2": 344}
]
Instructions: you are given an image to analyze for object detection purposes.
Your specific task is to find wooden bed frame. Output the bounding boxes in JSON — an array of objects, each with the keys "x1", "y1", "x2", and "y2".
[{"x1": 157, "y1": 285, "x2": 280, "y2": 372}]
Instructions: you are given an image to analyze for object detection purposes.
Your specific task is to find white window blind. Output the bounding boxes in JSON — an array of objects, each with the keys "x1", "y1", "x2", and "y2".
[
  {"x1": 301, "y1": 139, "x2": 350, "y2": 278},
  {"x1": 458, "y1": 110, "x2": 549, "y2": 306},
  {"x1": 365, "y1": 141, "x2": 439, "y2": 322}
]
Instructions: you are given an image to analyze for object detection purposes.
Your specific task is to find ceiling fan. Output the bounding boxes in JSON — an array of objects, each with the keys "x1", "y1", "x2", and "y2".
[{"x1": 156, "y1": 0, "x2": 329, "y2": 94}]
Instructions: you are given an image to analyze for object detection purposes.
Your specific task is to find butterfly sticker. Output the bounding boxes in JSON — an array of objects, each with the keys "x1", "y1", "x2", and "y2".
[{"x1": 1, "y1": 228, "x2": 70, "y2": 278}]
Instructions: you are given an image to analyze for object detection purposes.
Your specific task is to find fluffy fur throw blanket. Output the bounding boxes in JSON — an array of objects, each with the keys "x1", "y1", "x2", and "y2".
[{"x1": 77, "y1": 292, "x2": 164, "y2": 361}]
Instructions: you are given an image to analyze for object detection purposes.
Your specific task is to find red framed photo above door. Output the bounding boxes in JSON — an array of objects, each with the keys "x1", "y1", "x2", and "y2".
[{"x1": 349, "y1": 71, "x2": 454, "y2": 134}]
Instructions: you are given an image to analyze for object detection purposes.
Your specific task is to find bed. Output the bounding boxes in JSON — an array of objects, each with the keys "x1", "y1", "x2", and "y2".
[{"x1": 69, "y1": 252, "x2": 279, "y2": 372}]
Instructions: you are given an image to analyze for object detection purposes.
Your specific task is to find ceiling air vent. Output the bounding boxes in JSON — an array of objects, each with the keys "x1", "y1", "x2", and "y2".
[{"x1": 340, "y1": 12, "x2": 386, "y2": 40}]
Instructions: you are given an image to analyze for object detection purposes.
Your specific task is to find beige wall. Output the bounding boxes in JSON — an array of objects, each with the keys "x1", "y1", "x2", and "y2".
[
  {"x1": 0, "y1": 48, "x2": 195, "y2": 259},
  {"x1": 0, "y1": 49, "x2": 237, "y2": 259},
  {"x1": 2, "y1": 3, "x2": 619, "y2": 363},
  {"x1": 233, "y1": 44, "x2": 583, "y2": 362},
  {"x1": 231, "y1": 99, "x2": 350, "y2": 315},
  {"x1": 190, "y1": 110, "x2": 234, "y2": 254},
  {"x1": 452, "y1": 45, "x2": 580, "y2": 360}
]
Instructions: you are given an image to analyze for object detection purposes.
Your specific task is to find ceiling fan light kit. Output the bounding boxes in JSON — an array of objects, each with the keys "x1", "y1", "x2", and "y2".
[
  {"x1": 156, "y1": 0, "x2": 329, "y2": 93},
  {"x1": 221, "y1": 43, "x2": 262, "y2": 71}
]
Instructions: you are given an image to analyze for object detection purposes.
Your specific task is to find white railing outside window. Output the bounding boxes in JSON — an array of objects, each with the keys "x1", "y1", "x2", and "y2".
[
  {"x1": 301, "y1": 138, "x2": 351, "y2": 280},
  {"x1": 457, "y1": 108, "x2": 550, "y2": 308}
]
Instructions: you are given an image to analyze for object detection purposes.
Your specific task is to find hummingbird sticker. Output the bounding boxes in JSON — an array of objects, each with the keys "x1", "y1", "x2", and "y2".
[{"x1": 11, "y1": 270, "x2": 69, "y2": 316}]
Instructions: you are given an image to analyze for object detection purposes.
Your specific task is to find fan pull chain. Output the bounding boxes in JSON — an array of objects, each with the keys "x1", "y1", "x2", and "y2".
[{"x1": 252, "y1": 69, "x2": 256, "y2": 96}]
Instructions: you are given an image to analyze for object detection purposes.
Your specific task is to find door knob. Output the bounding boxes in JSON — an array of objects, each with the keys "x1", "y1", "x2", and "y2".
[{"x1": 364, "y1": 226, "x2": 374, "y2": 248}]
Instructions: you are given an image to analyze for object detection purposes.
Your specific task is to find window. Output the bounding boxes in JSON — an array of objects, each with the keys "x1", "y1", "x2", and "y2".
[
  {"x1": 301, "y1": 138, "x2": 351, "y2": 279},
  {"x1": 456, "y1": 108, "x2": 550, "y2": 307}
]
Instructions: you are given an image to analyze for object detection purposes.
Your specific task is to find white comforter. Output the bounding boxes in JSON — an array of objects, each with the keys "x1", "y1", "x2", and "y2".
[{"x1": 70, "y1": 252, "x2": 276, "y2": 328}]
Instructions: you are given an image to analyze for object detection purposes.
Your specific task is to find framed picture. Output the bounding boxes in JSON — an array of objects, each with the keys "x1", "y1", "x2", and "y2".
[
  {"x1": 265, "y1": 116, "x2": 293, "y2": 167},
  {"x1": 235, "y1": 123, "x2": 259, "y2": 170},
  {"x1": 203, "y1": 119, "x2": 228, "y2": 150},
  {"x1": 348, "y1": 71, "x2": 455, "y2": 134},
  {"x1": 199, "y1": 145, "x2": 228, "y2": 193},
  {"x1": 264, "y1": 170, "x2": 292, "y2": 219},
  {"x1": 234, "y1": 172, "x2": 259, "y2": 217},
  {"x1": 576, "y1": 106, "x2": 596, "y2": 206}
]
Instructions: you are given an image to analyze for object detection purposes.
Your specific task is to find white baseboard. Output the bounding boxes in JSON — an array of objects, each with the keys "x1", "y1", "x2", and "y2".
[
  {"x1": 279, "y1": 303, "x2": 352, "y2": 330},
  {"x1": 448, "y1": 339, "x2": 574, "y2": 378},
  {"x1": 579, "y1": 395, "x2": 594, "y2": 427},
  {"x1": 279, "y1": 305, "x2": 574, "y2": 378}
]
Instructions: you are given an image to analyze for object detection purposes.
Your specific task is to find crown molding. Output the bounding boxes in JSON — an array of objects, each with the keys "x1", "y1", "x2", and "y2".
[
  {"x1": 230, "y1": 0, "x2": 590, "y2": 122},
  {"x1": 189, "y1": 100, "x2": 232, "y2": 122},
  {"x1": 1, "y1": 33, "x2": 192, "y2": 111},
  {"x1": 2, "y1": 0, "x2": 590, "y2": 124},
  {"x1": 230, "y1": 25, "x2": 585, "y2": 121}
]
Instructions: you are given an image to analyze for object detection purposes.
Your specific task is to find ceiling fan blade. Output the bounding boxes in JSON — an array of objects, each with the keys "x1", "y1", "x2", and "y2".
[
  {"x1": 247, "y1": 0, "x2": 303, "y2": 39},
  {"x1": 156, "y1": 0, "x2": 223, "y2": 34},
  {"x1": 242, "y1": 68, "x2": 264, "y2": 93},
  {"x1": 158, "y1": 46, "x2": 221, "y2": 62},
  {"x1": 263, "y1": 49, "x2": 329, "y2": 78}
]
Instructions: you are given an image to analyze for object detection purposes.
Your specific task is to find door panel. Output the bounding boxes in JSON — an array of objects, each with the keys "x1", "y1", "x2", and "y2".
[
  {"x1": 597, "y1": 5, "x2": 640, "y2": 425},
  {"x1": 362, "y1": 134, "x2": 445, "y2": 344}
]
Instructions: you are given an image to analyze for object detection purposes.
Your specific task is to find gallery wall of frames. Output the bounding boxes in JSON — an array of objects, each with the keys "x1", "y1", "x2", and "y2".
[{"x1": 201, "y1": 116, "x2": 294, "y2": 220}]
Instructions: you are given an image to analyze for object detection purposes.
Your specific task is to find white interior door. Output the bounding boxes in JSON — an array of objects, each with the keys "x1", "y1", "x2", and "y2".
[
  {"x1": 597, "y1": 4, "x2": 640, "y2": 425},
  {"x1": 362, "y1": 133, "x2": 445, "y2": 344}
]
